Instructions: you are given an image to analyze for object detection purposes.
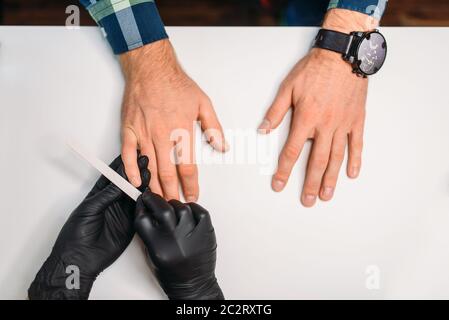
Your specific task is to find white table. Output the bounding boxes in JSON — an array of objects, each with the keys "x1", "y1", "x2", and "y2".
[{"x1": 0, "y1": 26, "x2": 448, "y2": 300}]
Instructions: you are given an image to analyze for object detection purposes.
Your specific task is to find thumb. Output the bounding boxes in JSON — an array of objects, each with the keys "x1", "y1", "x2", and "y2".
[
  {"x1": 258, "y1": 83, "x2": 292, "y2": 134},
  {"x1": 86, "y1": 183, "x2": 124, "y2": 212},
  {"x1": 199, "y1": 98, "x2": 229, "y2": 153}
]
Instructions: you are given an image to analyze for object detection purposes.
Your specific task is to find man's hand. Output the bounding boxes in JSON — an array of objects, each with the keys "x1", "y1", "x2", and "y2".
[
  {"x1": 259, "y1": 9, "x2": 378, "y2": 207},
  {"x1": 120, "y1": 39, "x2": 227, "y2": 202}
]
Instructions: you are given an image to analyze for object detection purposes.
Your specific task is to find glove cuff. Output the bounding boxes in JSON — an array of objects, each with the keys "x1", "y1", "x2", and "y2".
[
  {"x1": 28, "y1": 254, "x2": 95, "y2": 300},
  {"x1": 163, "y1": 273, "x2": 224, "y2": 300}
]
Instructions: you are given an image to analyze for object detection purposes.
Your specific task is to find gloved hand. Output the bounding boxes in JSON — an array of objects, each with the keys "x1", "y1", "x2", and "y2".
[
  {"x1": 28, "y1": 155, "x2": 150, "y2": 300},
  {"x1": 134, "y1": 191, "x2": 224, "y2": 300}
]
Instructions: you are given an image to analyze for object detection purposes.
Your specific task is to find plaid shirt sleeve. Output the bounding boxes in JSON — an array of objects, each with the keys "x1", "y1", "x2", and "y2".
[
  {"x1": 328, "y1": 0, "x2": 389, "y2": 20},
  {"x1": 79, "y1": 0, "x2": 168, "y2": 55}
]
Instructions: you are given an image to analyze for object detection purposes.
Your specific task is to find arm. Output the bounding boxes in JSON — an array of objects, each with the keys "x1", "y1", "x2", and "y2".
[
  {"x1": 80, "y1": 0, "x2": 227, "y2": 202},
  {"x1": 134, "y1": 191, "x2": 224, "y2": 300},
  {"x1": 259, "y1": 1, "x2": 387, "y2": 207}
]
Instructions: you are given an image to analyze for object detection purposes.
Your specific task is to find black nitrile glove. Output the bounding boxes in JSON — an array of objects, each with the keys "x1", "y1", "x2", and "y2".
[
  {"x1": 134, "y1": 190, "x2": 224, "y2": 300},
  {"x1": 28, "y1": 155, "x2": 150, "y2": 300}
]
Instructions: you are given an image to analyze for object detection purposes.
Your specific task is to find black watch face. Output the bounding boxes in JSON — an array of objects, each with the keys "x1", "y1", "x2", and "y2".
[{"x1": 356, "y1": 31, "x2": 387, "y2": 76}]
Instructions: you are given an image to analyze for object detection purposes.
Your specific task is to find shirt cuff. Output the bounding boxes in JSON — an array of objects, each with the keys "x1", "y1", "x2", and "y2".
[
  {"x1": 328, "y1": 0, "x2": 389, "y2": 20},
  {"x1": 85, "y1": 0, "x2": 168, "y2": 55}
]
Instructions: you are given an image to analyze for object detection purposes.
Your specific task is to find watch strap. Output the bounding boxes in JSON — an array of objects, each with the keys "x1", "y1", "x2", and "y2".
[{"x1": 313, "y1": 29, "x2": 352, "y2": 55}]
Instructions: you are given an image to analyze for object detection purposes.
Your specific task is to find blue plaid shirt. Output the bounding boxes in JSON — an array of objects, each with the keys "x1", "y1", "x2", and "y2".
[{"x1": 79, "y1": 0, "x2": 388, "y2": 55}]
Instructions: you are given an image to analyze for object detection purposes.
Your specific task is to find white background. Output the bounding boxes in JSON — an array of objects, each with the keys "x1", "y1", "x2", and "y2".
[{"x1": 0, "y1": 27, "x2": 449, "y2": 299}]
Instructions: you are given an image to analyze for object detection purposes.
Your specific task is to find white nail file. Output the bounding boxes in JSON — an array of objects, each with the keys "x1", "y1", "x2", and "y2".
[{"x1": 68, "y1": 140, "x2": 142, "y2": 201}]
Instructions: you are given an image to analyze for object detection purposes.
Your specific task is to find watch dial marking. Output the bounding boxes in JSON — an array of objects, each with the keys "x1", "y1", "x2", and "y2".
[{"x1": 357, "y1": 32, "x2": 387, "y2": 75}]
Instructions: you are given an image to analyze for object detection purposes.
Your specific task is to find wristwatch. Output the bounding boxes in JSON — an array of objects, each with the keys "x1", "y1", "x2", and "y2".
[{"x1": 313, "y1": 29, "x2": 387, "y2": 77}]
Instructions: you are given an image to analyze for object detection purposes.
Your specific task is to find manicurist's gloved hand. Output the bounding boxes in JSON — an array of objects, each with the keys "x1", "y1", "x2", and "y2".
[
  {"x1": 28, "y1": 155, "x2": 150, "y2": 300},
  {"x1": 134, "y1": 191, "x2": 224, "y2": 300}
]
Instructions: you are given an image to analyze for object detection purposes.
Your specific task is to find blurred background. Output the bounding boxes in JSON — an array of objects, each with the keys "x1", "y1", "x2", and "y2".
[{"x1": 1, "y1": 0, "x2": 449, "y2": 26}]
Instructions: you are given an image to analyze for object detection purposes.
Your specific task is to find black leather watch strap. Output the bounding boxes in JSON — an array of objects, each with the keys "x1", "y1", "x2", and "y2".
[{"x1": 313, "y1": 29, "x2": 352, "y2": 55}]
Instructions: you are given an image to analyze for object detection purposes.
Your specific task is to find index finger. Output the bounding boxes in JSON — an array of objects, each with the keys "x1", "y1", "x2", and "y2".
[
  {"x1": 121, "y1": 127, "x2": 142, "y2": 187},
  {"x1": 272, "y1": 121, "x2": 310, "y2": 192},
  {"x1": 141, "y1": 191, "x2": 177, "y2": 231}
]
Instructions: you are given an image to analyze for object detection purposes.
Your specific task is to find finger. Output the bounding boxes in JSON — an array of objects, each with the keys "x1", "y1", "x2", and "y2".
[
  {"x1": 301, "y1": 132, "x2": 333, "y2": 207},
  {"x1": 90, "y1": 156, "x2": 150, "y2": 208},
  {"x1": 320, "y1": 132, "x2": 347, "y2": 201},
  {"x1": 93, "y1": 155, "x2": 147, "y2": 205},
  {"x1": 258, "y1": 83, "x2": 292, "y2": 134},
  {"x1": 121, "y1": 127, "x2": 142, "y2": 187},
  {"x1": 168, "y1": 200, "x2": 195, "y2": 233},
  {"x1": 137, "y1": 155, "x2": 151, "y2": 191},
  {"x1": 347, "y1": 124, "x2": 364, "y2": 179},
  {"x1": 271, "y1": 122, "x2": 310, "y2": 192},
  {"x1": 188, "y1": 202, "x2": 211, "y2": 225},
  {"x1": 154, "y1": 138, "x2": 180, "y2": 201},
  {"x1": 176, "y1": 127, "x2": 199, "y2": 202},
  {"x1": 87, "y1": 182, "x2": 125, "y2": 211},
  {"x1": 134, "y1": 196, "x2": 155, "y2": 239},
  {"x1": 199, "y1": 98, "x2": 229, "y2": 153},
  {"x1": 140, "y1": 139, "x2": 163, "y2": 196},
  {"x1": 106, "y1": 154, "x2": 150, "y2": 193},
  {"x1": 177, "y1": 164, "x2": 199, "y2": 203},
  {"x1": 141, "y1": 191, "x2": 177, "y2": 231}
]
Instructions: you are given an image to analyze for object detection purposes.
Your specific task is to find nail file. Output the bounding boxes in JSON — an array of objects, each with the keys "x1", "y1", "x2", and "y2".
[{"x1": 67, "y1": 140, "x2": 142, "y2": 201}]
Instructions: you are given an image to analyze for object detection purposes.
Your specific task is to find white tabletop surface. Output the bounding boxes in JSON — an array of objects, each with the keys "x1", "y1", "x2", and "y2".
[{"x1": 0, "y1": 26, "x2": 449, "y2": 300}]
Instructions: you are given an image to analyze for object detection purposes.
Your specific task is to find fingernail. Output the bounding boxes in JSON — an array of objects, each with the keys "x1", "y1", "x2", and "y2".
[
  {"x1": 322, "y1": 187, "x2": 334, "y2": 198},
  {"x1": 350, "y1": 167, "x2": 359, "y2": 178},
  {"x1": 257, "y1": 119, "x2": 271, "y2": 134},
  {"x1": 302, "y1": 194, "x2": 316, "y2": 206},
  {"x1": 209, "y1": 137, "x2": 229, "y2": 153},
  {"x1": 272, "y1": 179, "x2": 285, "y2": 192},
  {"x1": 185, "y1": 196, "x2": 197, "y2": 203}
]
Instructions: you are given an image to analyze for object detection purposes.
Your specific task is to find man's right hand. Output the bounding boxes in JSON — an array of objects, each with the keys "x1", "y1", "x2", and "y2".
[{"x1": 120, "y1": 39, "x2": 228, "y2": 202}]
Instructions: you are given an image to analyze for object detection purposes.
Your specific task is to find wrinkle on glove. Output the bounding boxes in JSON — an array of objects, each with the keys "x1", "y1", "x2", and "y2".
[
  {"x1": 28, "y1": 155, "x2": 150, "y2": 300},
  {"x1": 134, "y1": 191, "x2": 224, "y2": 300}
]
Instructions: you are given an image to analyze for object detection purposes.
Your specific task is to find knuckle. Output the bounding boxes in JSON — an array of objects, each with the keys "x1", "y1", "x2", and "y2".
[
  {"x1": 321, "y1": 113, "x2": 337, "y2": 128},
  {"x1": 161, "y1": 208, "x2": 174, "y2": 221},
  {"x1": 296, "y1": 109, "x2": 315, "y2": 125},
  {"x1": 332, "y1": 149, "x2": 346, "y2": 160},
  {"x1": 302, "y1": 95, "x2": 319, "y2": 107},
  {"x1": 282, "y1": 145, "x2": 300, "y2": 161},
  {"x1": 123, "y1": 162, "x2": 138, "y2": 173},
  {"x1": 159, "y1": 170, "x2": 177, "y2": 183},
  {"x1": 312, "y1": 155, "x2": 329, "y2": 170},
  {"x1": 279, "y1": 80, "x2": 290, "y2": 92},
  {"x1": 198, "y1": 211, "x2": 209, "y2": 221},
  {"x1": 178, "y1": 207, "x2": 190, "y2": 216},
  {"x1": 178, "y1": 164, "x2": 197, "y2": 178},
  {"x1": 354, "y1": 140, "x2": 364, "y2": 151}
]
